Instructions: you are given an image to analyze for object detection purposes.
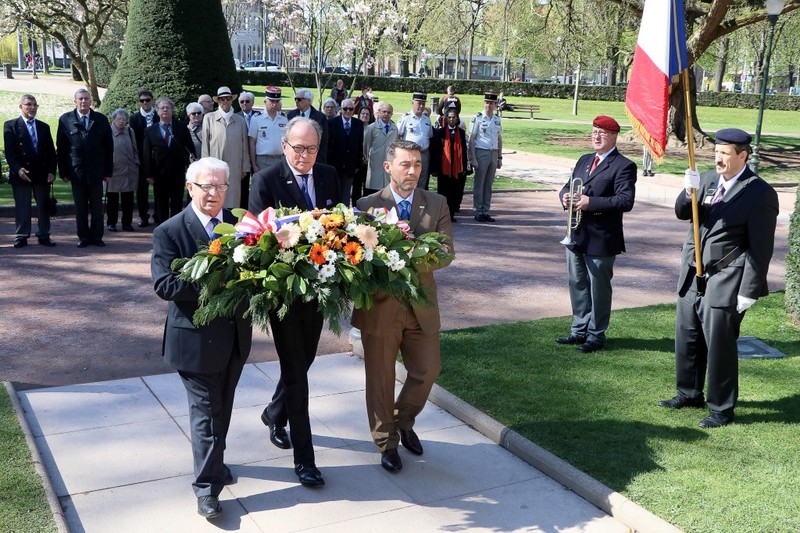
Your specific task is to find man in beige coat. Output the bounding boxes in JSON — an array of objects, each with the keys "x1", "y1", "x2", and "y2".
[
  {"x1": 362, "y1": 102, "x2": 398, "y2": 194},
  {"x1": 201, "y1": 86, "x2": 251, "y2": 208},
  {"x1": 351, "y1": 139, "x2": 454, "y2": 473}
]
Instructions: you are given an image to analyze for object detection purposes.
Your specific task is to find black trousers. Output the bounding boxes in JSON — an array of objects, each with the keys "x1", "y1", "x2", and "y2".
[
  {"x1": 136, "y1": 172, "x2": 151, "y2": 222},
  {"x1": 437, "y1": 173, "x2": 466, "y2": 215},
  {"x1": 71, "y1": 180, "x2": 104, "y2": 243},
  {"x1": 13, "y1": 180, "x2": 50, "y2": 238},
  {"x1": 154, "y1": 176, "x2": 185, "y2": 223},
  {"x1": 266, "y1": 300, "x2": 324, "y2": 466},
  {"x1": 178, "y1": 352, "x2": 245, "y2": 497},
  {"x1": 106, "y1": 191, "x2": 134, "y2": 227},
  {"x1": 240, "y1": 173, "x2": 251, "y2": 209}
]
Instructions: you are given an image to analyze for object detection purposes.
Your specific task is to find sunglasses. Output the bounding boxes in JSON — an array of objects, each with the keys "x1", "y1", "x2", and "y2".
[
  {"x1": 341, "y1": 107, "x2": 355, "y2": 111},
  {"x1": 189, "y1": 112, "x2": 202, "y2": 116},
  {"x1": 294, "y1": 98, "x2": 306, "y2": 102},
  {"x1": 239, "y1": 100, "x2": 251, "y2": 104},
  {"x1": 140, "y1": 98, "x2": 151, "y2": 103}
]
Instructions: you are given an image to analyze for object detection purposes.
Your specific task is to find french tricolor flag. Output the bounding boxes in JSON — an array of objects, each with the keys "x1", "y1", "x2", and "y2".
[{"x1": 625, "y1": 0, "x2": 688, "y2": 162}]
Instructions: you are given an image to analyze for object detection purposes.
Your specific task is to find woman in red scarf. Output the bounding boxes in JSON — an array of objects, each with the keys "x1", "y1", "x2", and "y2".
[{"x1": 431, "y1": 105, "x2": 469, "y2": 221}]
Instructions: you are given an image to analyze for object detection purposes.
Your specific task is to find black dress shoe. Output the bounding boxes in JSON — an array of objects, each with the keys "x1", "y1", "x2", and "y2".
[
  {"x1": 38, "y1": 237, "x2": 56, "y2": 247},
  {"x1": 699, "y1": 412, "x2": 733, "y2": 429},
  {"x1": 399, "y1": 428, "x2": 423, "y2": 455},
  {"x1": 138, "y1": 218, "x2": 150, "y2": 228},
  {"x1": 555, "y1": 334, "x2": 586, "y2": 345},
  {"x1": 381, "y1": 449, "x2": 403, "y2": 472},
  {"x1": 579, "y1": 340, "x2": 603, "y2": 353},
  {"x1": 197, "y1": 495, "x2": 222, "y2": 519},
  {"x1": 13, "y1": 237, "x2": 28, "y2": 248},
  {"x1": 484, "y1": 214, "x2": 496, "y2": 222},
  {"x1": 122, "y1": 224, "x2": 135, "y2": 232},
  {"x1": 94, "y1": 239, "x2": 106, "y2": 247},
  {"x1": 107, "y1": 224, "x2": 118, "y2": 232},
  {"x1": 658, "y1": 395, "x2": 705, "y2": 409},
  {"x1": 77, "y1": 240, "x2": 89, "y2": 248},
  {"x1": 260, "y1": 409, "x2": 291, "y2": 449},
  {"x1": 222, "y1": 464, "x2": 234, "y2": 485},
  {"x1": 294, "y1": 463, "x2": 325, "y2": 487}
]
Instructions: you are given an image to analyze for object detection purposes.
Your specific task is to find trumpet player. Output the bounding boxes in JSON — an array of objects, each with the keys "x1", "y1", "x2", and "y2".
[{"x1": 556, "y1": 116, "x2": 637, "y2": 353}]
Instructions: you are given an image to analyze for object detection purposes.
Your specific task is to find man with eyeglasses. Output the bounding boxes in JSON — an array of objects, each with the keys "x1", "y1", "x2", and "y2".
[
  {"x1": 397, "y1": 92, "x2": 433, "y2": 190},
  {"x1": 327, "y1": 98, "x2": 364, "y2": 205},
  {"x1": 363, "y1": 102, "x2": 397, "y2": 195},
  {"x1": 249, "y1": 86, "x2": 288, "y2": 175},
  {"x1": 129, "y1": 89, "x2": 156, "y2": 227},
  {"x1": 286, "y1": 88, "x2": 328, "y2": 164},
  {"x1": 556, "y1": 115, "x2": 637, "y2": 354},
  {"x1": 201, "y1": 86, "x2": 251, "y2": 209},
  {"x1": 152, "y1": 157, "x2": 253, "y2": 519},
  {"x1": 249, "y1": 117, "x2": 340, "y2": 489}
]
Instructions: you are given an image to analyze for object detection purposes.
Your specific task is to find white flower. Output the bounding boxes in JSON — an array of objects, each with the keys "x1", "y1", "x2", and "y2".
[
  {"x1": 298, "y1": 212, "x2": 314, "y2": 230},
  {"x1": 324, "y1": 249, "x2": 337, "y2": 263},
  {"x1": 389, "y1": 258, "x2": 406, "y2": 271},
  {"x1": 277, "y1": 250, "x2": 296, "y2": 264},
  {"x1": 318, "y1": 263, "x2": 336, "y2": 280},
  {"x1": 363, "y1": 248, "x2": 374, "y2": 262},
  {"x1": 346, "y1": 222, "x2": 357, "y2": 234},
  {"x1": 305, "y1": 220, "x2": 324, "y2": 241},
  {"x1": 387, "y1": 250, "x2": 401, "y2": 263},
  {"x1": 233, "y1": 244, "x2": 248, "y2": 264}
]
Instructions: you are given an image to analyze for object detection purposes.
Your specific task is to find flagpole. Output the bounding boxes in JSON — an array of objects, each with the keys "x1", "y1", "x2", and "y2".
[{"x1": 681, "y1": 68, "x2": 703, "y2": 278}]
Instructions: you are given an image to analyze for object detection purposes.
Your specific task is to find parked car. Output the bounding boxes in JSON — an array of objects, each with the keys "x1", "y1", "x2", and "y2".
[
  {"x1": 239, "y1": 60, "x2": 281, "y2": 72},
  {"x1": 323, "y1": 66, "x2": 351, "y2": 75}
]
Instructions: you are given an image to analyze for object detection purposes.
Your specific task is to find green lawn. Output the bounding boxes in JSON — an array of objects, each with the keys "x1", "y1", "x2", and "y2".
[
  {"x1": 437, "y1": 292, "x2": 800, "y2": 533},
  {"x1": 0, "y1": 388, "x2": 56, "y2": 532}
]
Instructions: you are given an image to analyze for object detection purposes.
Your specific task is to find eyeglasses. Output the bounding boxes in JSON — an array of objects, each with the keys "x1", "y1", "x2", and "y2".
[
  {"x1": 239, "y1": 100, "x2": 251, "y2": 104},
  {"x1": 591, "y1": 130, "x2": 612, "y2": 137},
  {"x1": 140, "y1": 98, "x2": 151, "y2": 103},
  {"x1": 189, "y1": 112, "x2": 202, "y2": 116},
  {"x1": 218, "y1": 96, "x2": 232, "y2": 101},
  {"x1": 341, "y1": 107, "x2": 354, "y2": 111},
  {"x1": 191, "y1": 182, "x2": 229, "y2": 193},
  {"x1": 285, "y1": 141, "x2": 319, "y2": 155},
  {"x1": 294, "y1": 97, "x2": 306, "y2": 102}
]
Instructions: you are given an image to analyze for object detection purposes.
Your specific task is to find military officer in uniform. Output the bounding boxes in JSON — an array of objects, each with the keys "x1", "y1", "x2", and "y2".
[
  {"x1": 249, "y1": 86, "x2": 288, "y2": 174},
  {"x1": 397, "y1": 92, "x2": 434, "y2": 190},
  {"x1": 468, "y1": 92, "x2": 503, "y2": 222}
]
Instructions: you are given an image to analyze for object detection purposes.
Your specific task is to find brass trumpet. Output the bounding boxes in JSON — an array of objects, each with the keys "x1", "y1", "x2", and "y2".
[{"x1": 560, "y1": 178, "x2": 583, "y2": 246}]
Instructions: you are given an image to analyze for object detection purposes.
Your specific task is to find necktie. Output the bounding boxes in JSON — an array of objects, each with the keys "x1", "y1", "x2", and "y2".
[
  {"x1": 399, "y1": 200, "x2": 411, "y2": 221},
  {"x1": 83, "y1": 116, "x2": 89, "y2": 130},
  {"x1": 164, "y1": 124, "x2": 171, "y2": 146},
  {"x1": 145, "y1": 112, "x2": 153, "y2": 127},
  {"x1": 384, "y1": 123, "x2": 390, "y2": 134},
  {"x1": 712, "y1": 183, "x2": 726, "y2": 205},
  {"x1": 209, "y1": 217, "x2": 220, "y2": 239},
  {"x1": 28, "y1": 120, "x2": 38, "y2": 150},
  {"x1": 589, "y1": 155, "x2": 600, "y2": 174},
  {"x1": 344, "y1": 120, "x2": 350, "y2": 135},
  {"x1": 300, "y1": 174, "x2": 314, "y2": 209}
]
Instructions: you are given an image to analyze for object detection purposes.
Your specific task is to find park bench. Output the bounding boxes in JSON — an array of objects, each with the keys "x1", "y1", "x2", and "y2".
[{"x1": 502, "y1": 103, "x2": 540, "y2": 118}]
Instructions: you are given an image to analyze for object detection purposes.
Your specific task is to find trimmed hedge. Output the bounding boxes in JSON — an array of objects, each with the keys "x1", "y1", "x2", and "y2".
[
  {"x1": 101, "y1": 0, "x2": 241, "y2": 117},
  {"x1": 787, "y1": 187, "x2": 800, "y2": 321},
  {"x1": 241, "y1": 71, "x2": 800, "y2": 111}
]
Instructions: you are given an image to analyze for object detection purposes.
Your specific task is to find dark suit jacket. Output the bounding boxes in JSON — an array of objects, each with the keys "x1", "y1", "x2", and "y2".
[
  {"x1": 559, "y1": 148, "x2": 636, "y2": 256},
  {"x1": 249, "y1": 158, "x2": 341, "y2": 212},
  {"x1": 3, "y1": 117, "x2": 57, "y2": 185},
  {"x1": 327, "y1": 116, "x2": 364, "y2": 177},
  {"x1": 151, "y1": 207, "x2": 252, "y2": 373},
  {"x1": 676, "y1": 168, "x2": 778, "y2": 306},
  {"x1": 287, "y1": 106, "x2": 329, "y2": 164},
  {"x1": 129, "y1": 111, "x2": 153, "y2": 178},
  {"x1": 142, "y1": 120, "x2": 196, "y2": 183},
  {"x1": 351, "y1": 187, "x2": 454, "y2": 335},
  {"x1": 56, "y1": 109, "x2": 114, "y2": 184}
]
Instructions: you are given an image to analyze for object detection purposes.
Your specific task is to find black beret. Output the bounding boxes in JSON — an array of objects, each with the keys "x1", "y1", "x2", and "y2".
[{"x1": 715, "y1": 128, "x2": 752, "y2": 145}]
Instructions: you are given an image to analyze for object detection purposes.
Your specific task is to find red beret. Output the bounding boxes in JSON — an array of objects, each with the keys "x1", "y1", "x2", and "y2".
[{"x1": 592, "y1": 115, "x2": 620, "y2": 133}]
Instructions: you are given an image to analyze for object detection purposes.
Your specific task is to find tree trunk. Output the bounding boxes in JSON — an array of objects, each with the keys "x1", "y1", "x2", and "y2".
[
  {"x1": 467, "y1": 33, "x2": 475, "y2": 80},
  {"x1": 713, "y1": 37, "x2": 728, "y2": 92},
  {"x1": 753, "y1": 29, "x2": 766, "y2": 95}
]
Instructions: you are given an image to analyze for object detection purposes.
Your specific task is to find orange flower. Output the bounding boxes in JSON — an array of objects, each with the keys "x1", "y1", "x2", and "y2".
[
  {"x1": 309, "y1": 242, "x2": 329, "y2": 265},
  {"x1": 325, "y1": 230, "x2": 347, "y2": 250},
  {"x1": 208, "y1": 239, "x2": 222, "y2": 255},
  {"x1": 320, "y1": 213, "x2": 344, "y2": 229},
  {"x1": 343, "y1": 241, "x2": 364, "y2": 265}
]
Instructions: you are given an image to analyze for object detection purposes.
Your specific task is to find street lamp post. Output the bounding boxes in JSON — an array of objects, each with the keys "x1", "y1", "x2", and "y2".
[{"x1": 749, "y1": 0, "x2": 785, "y2": 174}]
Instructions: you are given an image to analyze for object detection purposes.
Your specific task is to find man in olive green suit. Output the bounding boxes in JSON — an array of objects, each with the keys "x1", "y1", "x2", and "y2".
[{"x1": 351, "y1": 139, "x2": 454, "y2": 473}]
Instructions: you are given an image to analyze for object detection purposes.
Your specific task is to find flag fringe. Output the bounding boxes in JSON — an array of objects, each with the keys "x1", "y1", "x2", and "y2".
[{"x1": 625, "y1": 108, "x2": 665, "y2": 164}]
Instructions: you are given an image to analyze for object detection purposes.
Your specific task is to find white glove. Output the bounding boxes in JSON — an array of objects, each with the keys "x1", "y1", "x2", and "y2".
[
  {"x1": 736, "y1": 295, "x2": 756, "y2": 313},
  {"x1": 684, "y1": 169, "x2": 700, "y2": 192}
]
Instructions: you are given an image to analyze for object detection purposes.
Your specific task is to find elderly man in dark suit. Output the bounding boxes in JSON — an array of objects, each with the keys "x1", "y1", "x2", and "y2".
[
  {"x1": 151, "y1": 157, "x2": 252, "y2": 519},
  {"x1": 4, "y1": 94, "x2": 57, "y2": 248},
  {"x1": 56, "y1": 88, "x2": 114, "y2": 248},
  {"x1": 327, "y1": 98, "x2": 364, "y2": 205},
  {"x1": 286, "y1": 89, "x2": 328, "y2": 164},
  {"x1": 556, "y1": 115, "x2": 636, "y2": 353},
  {"x1": 660, "y1": 129, "x2": 779, "y2": 429},
  {"x1": 249, "y1": 117, "x2": 340, "y2": 488},
  {"x1": 143, "y1": 97, "x2": 196, "y2": 224},
  {"x1": 351, "y1": 139, "x2": 454, "y2": 473}
]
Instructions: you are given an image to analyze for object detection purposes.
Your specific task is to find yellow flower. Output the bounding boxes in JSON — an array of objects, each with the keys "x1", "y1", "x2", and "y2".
[
  {"x1": 208, "y1": 239, "x2": 222, "y2": 255},
  {"x1": 320, "y1": 213, "x2": 344, "y2": 230}
]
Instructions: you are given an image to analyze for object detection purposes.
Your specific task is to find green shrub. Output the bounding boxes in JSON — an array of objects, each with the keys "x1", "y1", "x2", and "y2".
[
  {"x1": 101, "y1": 0, "x2": 240, "y2": 118},
  {"x1": 786, "y1": 187, "x2": 800, "y2": 320}
]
